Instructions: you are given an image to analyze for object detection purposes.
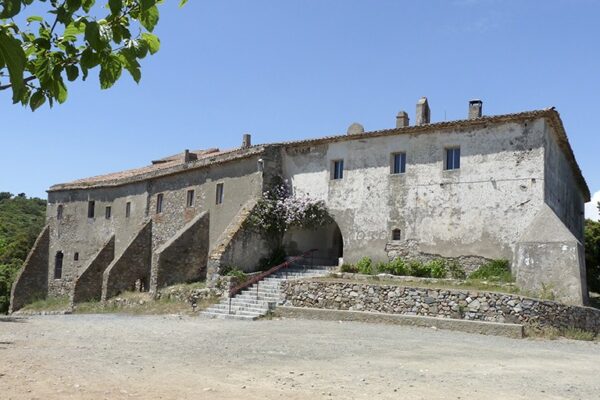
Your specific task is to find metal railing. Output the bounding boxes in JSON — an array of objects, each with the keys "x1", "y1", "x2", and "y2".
[{"x1": 227, "y1": 249, "x2": 317, "y2": 314}]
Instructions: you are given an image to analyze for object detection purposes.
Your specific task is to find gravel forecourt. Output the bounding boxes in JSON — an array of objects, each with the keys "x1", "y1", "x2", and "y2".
[{"x1": 0, "y1": 314, "x2": 599, "y2": 399}]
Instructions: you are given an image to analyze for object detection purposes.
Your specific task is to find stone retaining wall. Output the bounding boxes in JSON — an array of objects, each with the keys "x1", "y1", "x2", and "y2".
[{"x1": 281, "y1": 280, "x2": 600, "y2": 333}]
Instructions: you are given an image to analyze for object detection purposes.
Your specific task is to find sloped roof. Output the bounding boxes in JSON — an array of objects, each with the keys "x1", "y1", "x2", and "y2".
[{"x1": 49, "y1": 108, "x2": 590, "y2": 200}]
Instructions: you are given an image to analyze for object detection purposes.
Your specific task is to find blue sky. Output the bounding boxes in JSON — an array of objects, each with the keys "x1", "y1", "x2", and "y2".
[{"x1": 1, "y1": 0, "x2": 599, "y2": 218}]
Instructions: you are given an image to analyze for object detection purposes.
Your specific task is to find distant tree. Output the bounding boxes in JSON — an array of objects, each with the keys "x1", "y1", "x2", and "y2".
[
  {"x1": 0, "y1": 0, "x2": 186, "y2": 110},
  {"x1": 0, "y1": 192, "x2": 12, "y2": 201},
  {"x1": 585, "y1": 219, "x2": 600, "y2": 294}
]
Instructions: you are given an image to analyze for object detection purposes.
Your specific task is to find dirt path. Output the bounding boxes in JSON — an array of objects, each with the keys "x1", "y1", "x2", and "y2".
[{"x1": 1, "y1": 314, "x2": 598, "y2": 399}]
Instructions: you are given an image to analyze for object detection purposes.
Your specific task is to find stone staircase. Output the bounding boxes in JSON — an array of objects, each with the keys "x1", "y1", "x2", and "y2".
[{"x1": 201, "y1": 264, "x2": 335, "y2": 320}]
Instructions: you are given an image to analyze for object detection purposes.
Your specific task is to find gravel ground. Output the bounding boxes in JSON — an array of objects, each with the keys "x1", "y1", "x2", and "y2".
[{"x1": 0, "y1": 314, "x2": 599, "y2": 400}]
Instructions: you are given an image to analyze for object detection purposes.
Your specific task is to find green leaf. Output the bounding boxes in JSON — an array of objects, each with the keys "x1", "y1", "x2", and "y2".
[
  {"x1": 33, "y1": 56, "x2": 53, "y2": 83},
  {"x1": 26, "y1": 16, "x2": 44, "y2": 23},
  {"x1": 139, "y1": 5, "x2": 159, "y2": 32},
  {"x1": 56, "y1": 79, "x2": 68, "y2": 103},
  {"x1": 65, "y1": 65, "x2": 79, "y2": 81},
  {"x1": 141, "y1": 32, "x2": 160, "y2": 54},
  {"x1": 30, "y1": 91, "x2": 46, "y2": 111},
  {"x1": 131, "y1": 39, "x2": 149, "y2": 58},
  {"x1": 140, "y1": 0, "x2": 157, "y2": 12},
  {"x1": 0, "y1": 30, "x2": 27, "y2": 103},
  {"x1": 99, "y1": 54, "x2": 122, "y2": 89},
  {"x1": 82, "y1": 0, "x2": 95, "y2": 12},
  {"x1": 118, "y1": 49, "x2": 140, "y2": 83},
  {"x1": 62, "y1": 22, "x2": 85, "y2": 42},
  {"x1": 66, "y1": 0, "x2": 82, "y2": 12},
  {"x1": 0, "y1": 0, "x2": 21, "y2": 19},
  {"x1": 85, "y1": 21, "x2": 103, "y2": 50},
  {"x1": 108, "y1": 0, "x2": 122, "y2": 14},
  {"x1": 179, "y1": 0, "x2": 188, "y2": 7}
]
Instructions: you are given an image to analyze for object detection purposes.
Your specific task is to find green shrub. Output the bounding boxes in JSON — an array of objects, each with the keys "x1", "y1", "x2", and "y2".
[
  {"x1": 447, "y1": 261, "x2": 466, "y2": 279},
  {"x1": 356, "y1": 257, "x2": 374, "y2": 275},
  {"x1": 426, "y1": 259, "x2": 448, "y2": 278},
  {"x1": 223, "y1": 267, "x2": 247, "y2": 282},
  {"x1": 340, "y1": 264, "x2": 358, "y2": 273},
  {"x1": 375, "y1": 261, "x2": 389, "y2": 274},
  {"x1": 469, "y1": 259, "x2": 513, "y2": 282},
  {"x1": 407, "y1": 260, "x2": 429, "y2": 277},
  {"x1": 383, "y1": 258, "x2": 407, "y2": 276}
]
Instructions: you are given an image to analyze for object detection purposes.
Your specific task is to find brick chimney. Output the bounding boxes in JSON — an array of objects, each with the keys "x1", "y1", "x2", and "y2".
[
  {"x1": 468, "y1": 99, "x2": 483, "y2": 119},
  {"x1": 396, "y1": 111, "x2": 409, "y2": 128},
  {"x1": 241, "y1": 134, "x2": 251, "y2": 149},
  {"x1": 415, "y1": 97, "x2": 430, "y2": 125}
]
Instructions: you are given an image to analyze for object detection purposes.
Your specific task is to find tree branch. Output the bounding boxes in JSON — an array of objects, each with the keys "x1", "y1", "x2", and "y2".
[{"x1": 0, "y1": 76, "x2": 36, "y2": 91}]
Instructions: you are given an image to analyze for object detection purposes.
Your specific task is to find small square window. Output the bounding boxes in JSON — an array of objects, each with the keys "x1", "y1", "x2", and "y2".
[
  {"x1": 156, "y1": 194, "x2": 164, "y2": 214},
  {"x1": 391, "y1": 153, "x2": 406, "y2": 174},
  {"x1": 87, "y1": 201, "x2": 95, "y2": 218},
  {"x1": 57, "y1": 204, "x2": 64, "y2": 220},
  {"x1": 216, "y1": 183, "x2": 224, "y2": 205},
  {"x1": 105, "y1": 206, "x2": 111, "y2": 219},
  {"x1": 392, "y1": 229, "x2": 401, "y2": 240},
  {"x1": 187, "y1": 189, "x2": 195, "y2": 207},
  {"x1": 332, "y1": 160, "x2": 344, "y2": 180},
  {"x1": 445, "y1": 147, "x2": 461, "y2": 170},
  {"x1": 125, "y1": 202, "x2": 131, "y2": 218}
]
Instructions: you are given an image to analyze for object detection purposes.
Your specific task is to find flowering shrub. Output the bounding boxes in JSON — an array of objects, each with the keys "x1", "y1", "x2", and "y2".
[{"x1": 245, "y1": 179, "x2": 332, "y2": 247}]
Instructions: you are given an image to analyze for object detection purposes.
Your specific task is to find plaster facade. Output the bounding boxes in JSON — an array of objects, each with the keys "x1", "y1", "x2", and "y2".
[{"x1": 9, "y1": 104, "x2": 592, "y2": 310}]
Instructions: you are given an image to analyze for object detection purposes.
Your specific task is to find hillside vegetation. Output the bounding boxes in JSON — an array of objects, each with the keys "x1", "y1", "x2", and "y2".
[{"x1": 0, "y1": 193, "x2": 47, "y2": 313}]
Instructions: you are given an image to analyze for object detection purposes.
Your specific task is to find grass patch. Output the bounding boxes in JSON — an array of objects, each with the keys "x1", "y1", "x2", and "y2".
[
  {"x1": 468, "y1": 259, "x2": 513, "y2": 282},
  {"x1": 526, "y1": 326, "x2": 597, "y2": 341},
  {"x1": 20, "y1": 296, "x2": 70, "y2": 312},
  {"x1": 74, "y1": 291, "x2": 219, "y2": 316}
]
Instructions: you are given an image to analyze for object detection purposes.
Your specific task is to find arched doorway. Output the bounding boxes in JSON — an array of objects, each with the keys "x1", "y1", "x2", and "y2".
[{"x1": 283, "y1": 221, "x2": 344, "y2": 266}]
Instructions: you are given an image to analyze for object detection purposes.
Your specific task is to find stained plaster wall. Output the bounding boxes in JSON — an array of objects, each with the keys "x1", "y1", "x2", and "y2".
[
  {"x1": 282, "y1": 119, "x2": 548, "y2": 265},
  {"x1": 543, "y1": 121, "x2": 586, "y2": 241}
]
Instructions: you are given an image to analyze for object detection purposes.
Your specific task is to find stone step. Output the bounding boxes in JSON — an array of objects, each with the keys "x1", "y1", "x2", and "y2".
[
  {"x1": 209, "y1": 303, "x2": 269, "y2": 313},
  {"x1": 201, "y1": 312, "x2": 259, "y2": 320}
]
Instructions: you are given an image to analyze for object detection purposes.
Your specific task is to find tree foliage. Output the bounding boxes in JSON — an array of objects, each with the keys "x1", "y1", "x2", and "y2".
[
  {"x1": 0, "y1": 193, "x2": 46, "y2": 313},
  {"x1": 244, "y1": 178, "x2": 332, "y2": 247},
  {"x1": 585, "y1": 218, "x2": 600, "y2": 294},
  {"x1": 0, "y1": 0, "x2": 183, "y2": 110}
]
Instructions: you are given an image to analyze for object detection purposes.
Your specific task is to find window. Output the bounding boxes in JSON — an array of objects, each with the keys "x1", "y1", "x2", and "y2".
[
  {"x1": 332, "y1": 160, "x2": 344, "y2": 180},
  {"x1": 57, "y1": 204, "x2": 63, "y2": 220},
  {"x1": 74, "y1": 252, "x2": 79, "y2": 261},
  {"x1": 156, "y1": 194, "x2": 164, "y2": 214},
  {"x1": 125, "y1": 202, "x2": 131, "y2": 218},
  {"x1": 392, "y1": 229, "x2": 401, "y2": 240},
  {"x1": 216, "y1": 183, "x2": 224, "y2": 205},
  {"x1": 187, "y1": 189, "x2": 195, "y2": 207},
  {"x1": 391, "y1": 153, "x2": 406, "y2": 174},
  {"x1": 445, "y1": 147, "x2": 461, "y2": 170},
  {"x1": 54, "y1": 251, "x2": 63, "y2": 279},
  {"x1": 105, "y1": 206, "x2": 111, "y2": 219},
  {"x1": 87, "y1": 201, "x2": 95, "y2": 218}
]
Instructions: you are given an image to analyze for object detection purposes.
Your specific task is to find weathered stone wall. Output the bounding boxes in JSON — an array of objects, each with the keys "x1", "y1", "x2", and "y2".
[
  {"x1": 102, "y1": 220, "x2": 152, "y2": 301},
  {"x1": 71, "y1": 236, "x2": 115, "y2": 304},
  {"x1": 385, "y1": 239, "x2": 490, "y2": 273},
  {"x1": 47, "y1": 183, "x2": 149, "y2": 297},
  {"x1": 207, "y1": 200, "x2": 270, "y2": 286},
  {"x1": 281, "y1": 280, "x2": 600, "y2": 333},
  {"x1": 9, "y1": 226, "x2": 50, "y2": 313},
  {"x1": 151, "y1": 212, "x2": 210, "y2": 292},
  {"x1": 282, "y1": 119, "x2": 547, "y2": 266}
]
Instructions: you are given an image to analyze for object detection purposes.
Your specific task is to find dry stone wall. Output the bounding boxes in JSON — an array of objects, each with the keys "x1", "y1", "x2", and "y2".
[{"x1": 281, "y1": 280, "x2": 600, "y2": 333}]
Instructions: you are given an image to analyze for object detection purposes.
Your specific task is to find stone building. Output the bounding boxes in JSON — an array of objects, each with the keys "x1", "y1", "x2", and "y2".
[{"x1": 10, "y1": 98, "x2": 591, "y2": 311}]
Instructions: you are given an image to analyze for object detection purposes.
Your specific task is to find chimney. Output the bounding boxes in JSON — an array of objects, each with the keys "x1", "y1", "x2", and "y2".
[
  {"x1": 241, "y1": 133, "x2": 251, "y2": 149},
  {"x1": 396, "y1": 111, "x2": 409, "y2": 128},
  {"x1": 415, "y1": 97, "x2": 430, "y2": 125},
  {"x1": 468, "y1": 99, "x2": 483, "y2": 119},
  {"x1": 183, "y1": 149, "x2": 197, "y2": 163},
  {"x1": 347, "y1": 123, "x2": 365, "y2": 135}
]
